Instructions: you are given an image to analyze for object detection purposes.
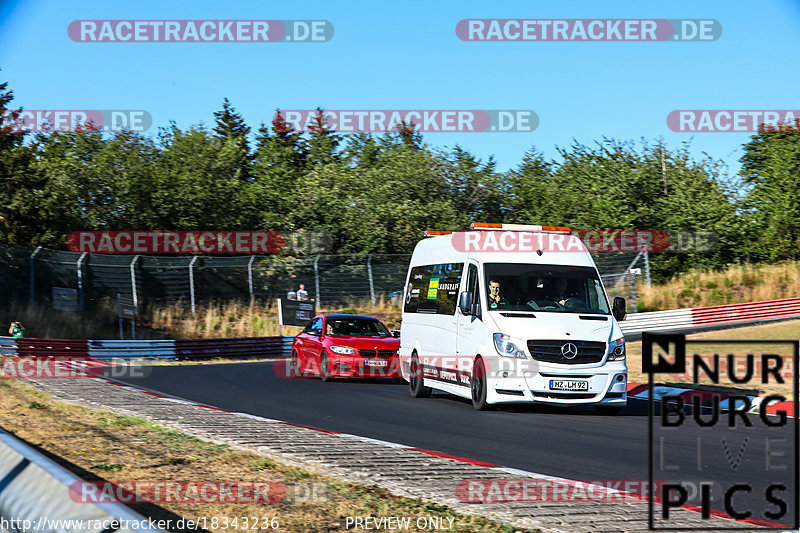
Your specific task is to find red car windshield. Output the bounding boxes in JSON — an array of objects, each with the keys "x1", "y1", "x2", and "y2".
[{"x1": 326, "y1": 318, "x2": 390, "y2": 337}]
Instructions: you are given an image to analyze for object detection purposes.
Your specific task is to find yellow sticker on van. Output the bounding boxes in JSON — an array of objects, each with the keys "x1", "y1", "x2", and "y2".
[{"x1": 427, "y1": 278, "x2": 439, "y2": 299}]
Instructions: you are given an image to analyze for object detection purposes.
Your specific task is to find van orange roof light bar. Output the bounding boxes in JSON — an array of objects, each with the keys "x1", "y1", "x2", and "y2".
[
  {"x1": 470, "y1": 222, "x2": 504, "y2": 229},
  {"x1": 469, "y1": 223, "x2": 571, "y2": 234},
  {"x1": 424, "y1": 230, "x2": 454, "y2": 237}
]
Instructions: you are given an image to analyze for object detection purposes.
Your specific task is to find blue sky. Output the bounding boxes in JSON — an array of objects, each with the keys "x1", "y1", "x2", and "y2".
[{"x1": 1, "y1": 0, "x2": 798, "y2": 176}]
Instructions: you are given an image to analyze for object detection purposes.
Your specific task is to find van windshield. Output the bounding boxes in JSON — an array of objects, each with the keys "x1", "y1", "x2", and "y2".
[{"x1": 484, "y1": 264, "x2": 610, "y2": 314}]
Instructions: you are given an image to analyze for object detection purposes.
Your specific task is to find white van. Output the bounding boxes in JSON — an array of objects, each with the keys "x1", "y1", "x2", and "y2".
[{"x1": 398, "y1": 223, "x2": 628, "y2": 412}]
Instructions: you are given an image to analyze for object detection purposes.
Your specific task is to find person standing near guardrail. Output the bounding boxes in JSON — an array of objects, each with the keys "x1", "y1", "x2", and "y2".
[
  {"x1": 297, "y1": 284, "x2": 309, "y2": 301},
  {"x1": 8, "y1": 321, "x2": 24, "y2": 338}
]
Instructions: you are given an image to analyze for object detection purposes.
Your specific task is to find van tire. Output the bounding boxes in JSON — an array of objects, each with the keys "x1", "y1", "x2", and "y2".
[
  {"x1": 320, "y1": 352, "x2": 333, "y2": 382},
  {"x1": 409, "y1": 354, "x2": 431, "y2": 398},
  {"x1": 471, "y1": 357, "x2": 490, "y2": 410}
]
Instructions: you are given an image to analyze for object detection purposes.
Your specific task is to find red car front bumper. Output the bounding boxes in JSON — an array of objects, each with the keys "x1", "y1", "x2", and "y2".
[{"x1": 329, "y1": 355, "x2": 401, "y2": 379}]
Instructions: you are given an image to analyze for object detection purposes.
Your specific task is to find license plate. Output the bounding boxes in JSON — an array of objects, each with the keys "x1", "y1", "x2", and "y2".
[
  {"x1": 364, "y1": 360, "x2": 388, "y2": 367},
  {"x1": 549, "y1": 380, "x2": 589, "y2": 391}
]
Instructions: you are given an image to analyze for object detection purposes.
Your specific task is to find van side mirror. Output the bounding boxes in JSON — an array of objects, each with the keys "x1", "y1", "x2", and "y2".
[
  {"x1": 612, "y1": 297, "x2": 627, "y2": 321},
  {"x1": 458, "y1": 292, "x2": 473, "y2": 315}
]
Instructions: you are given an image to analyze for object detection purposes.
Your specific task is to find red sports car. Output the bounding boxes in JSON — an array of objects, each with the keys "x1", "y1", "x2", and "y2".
[{"x1": 290, "y1": 314, "x2": 401, "y2": 381}]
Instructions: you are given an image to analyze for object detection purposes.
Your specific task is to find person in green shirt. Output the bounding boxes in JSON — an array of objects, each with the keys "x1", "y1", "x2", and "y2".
[{"x1": 8, "y1": 321, "x2": 24, "y2": 338}]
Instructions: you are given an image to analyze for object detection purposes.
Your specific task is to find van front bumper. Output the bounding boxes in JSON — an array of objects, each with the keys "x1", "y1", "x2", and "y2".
[{"x1": 486, "y1": 360, "x2": 628, "y2": 405}]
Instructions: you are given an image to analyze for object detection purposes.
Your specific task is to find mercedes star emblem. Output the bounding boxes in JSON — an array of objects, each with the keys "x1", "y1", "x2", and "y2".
[{"x1": 561, "y1": 343, "x2": 578, "y2": 359}]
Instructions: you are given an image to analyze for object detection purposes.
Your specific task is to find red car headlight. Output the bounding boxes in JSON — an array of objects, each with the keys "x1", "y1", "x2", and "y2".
[{"x1": 330, "y1": 346, "x2": 356, "y2": 355}]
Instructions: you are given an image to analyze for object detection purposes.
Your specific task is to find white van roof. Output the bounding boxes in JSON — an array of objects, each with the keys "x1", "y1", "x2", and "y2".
[{"x1": 410, "y1": 230, "x2": 596, "y2": 268}]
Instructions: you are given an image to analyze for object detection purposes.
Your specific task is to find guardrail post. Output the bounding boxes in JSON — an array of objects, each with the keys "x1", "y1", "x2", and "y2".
[
  {"x1": 29, "y1": 246, "x2": 41, "y2": 306},
  {"x1": 247, "y1": 255, "x2": 255, "y2": 305},
  {"x1": 189, "y1": 256, "x2": 199, "y2": 317},
  {"x1": 313, "y1": 254, "x2": 321, "y2": 307},
  {"x1": 631, "y1": 272, "x2": 638, "y2": 313},
  {"x1": 76, "y1": 252, "x2": 87, "y2": 312},
  {"x1": 643, "y1": 247, "x2": 652, "y2": 287},
  {"x1": 367, "y1": 254, "x2": 375, "y2": 305},
  {"x1": 130, "y1": 255, "x2": 140, "y2": 310}
]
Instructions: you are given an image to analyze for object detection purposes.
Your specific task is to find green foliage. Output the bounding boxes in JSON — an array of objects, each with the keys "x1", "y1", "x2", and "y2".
[
  {"x1": 1, "y1": 78, "x2": 796, "y2": 283},
  {"x1": 740, "y1": 121, "x2": 800, "y2": 262}
]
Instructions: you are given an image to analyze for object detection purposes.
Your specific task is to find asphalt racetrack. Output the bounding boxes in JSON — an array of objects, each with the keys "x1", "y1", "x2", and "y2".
[{"x1": 109, "y1": 359, "x2": 797, "y2": 524}]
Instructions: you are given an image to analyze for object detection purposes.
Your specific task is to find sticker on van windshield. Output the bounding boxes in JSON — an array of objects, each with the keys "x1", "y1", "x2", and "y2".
[{"x1": 427, "y1": 278, "x2": 439, "y2": 299}]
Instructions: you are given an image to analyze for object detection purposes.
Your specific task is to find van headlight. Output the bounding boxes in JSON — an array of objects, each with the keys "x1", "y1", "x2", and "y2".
[
  {"x1": 330, "y1": 346, "x2": 355, "y2": 355},
  {"x1": 493, "y1": 333, "x2": 526, "y2": 358},
  {"x1": 607, "y1": 338, "x2": 626, "y2": 361}
]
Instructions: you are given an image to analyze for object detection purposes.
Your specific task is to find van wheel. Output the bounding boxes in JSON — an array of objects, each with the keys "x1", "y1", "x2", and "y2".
[
  {"x1": 320, "y1": 352, "x2": 333, "y2": 382},
  {"x1": 595, "y1": 405, "x2": 624, "y2": 415},
  {"x1": 409, "y1": 354, "x2": 431, "y2": 398},
  {"x1": 471, "y1": 357, "x2": 490, "y2": 410}
]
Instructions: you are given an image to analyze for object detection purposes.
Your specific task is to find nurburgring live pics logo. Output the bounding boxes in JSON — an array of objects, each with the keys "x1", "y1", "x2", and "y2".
[{"x1": 644, "y1": 333, "x2": 799, "y2": 529}]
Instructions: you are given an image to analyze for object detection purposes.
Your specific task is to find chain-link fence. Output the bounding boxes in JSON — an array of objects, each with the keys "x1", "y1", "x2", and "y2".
[{"x1": 0, "y1": 244, "x2": 650, "y2": 312}]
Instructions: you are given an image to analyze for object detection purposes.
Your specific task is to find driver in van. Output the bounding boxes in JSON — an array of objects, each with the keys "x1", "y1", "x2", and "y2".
[
  {"x1": 552, "y1": 278, "x2": 577, "y2": 306},
  {"x1": 488, "y1": 279, "x2": 506, "y2": 309}
]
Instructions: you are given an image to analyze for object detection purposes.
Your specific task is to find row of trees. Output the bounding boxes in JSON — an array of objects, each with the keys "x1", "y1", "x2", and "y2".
[{"x1": 0, "y1": 81, "x2": 797, "y2": 283}]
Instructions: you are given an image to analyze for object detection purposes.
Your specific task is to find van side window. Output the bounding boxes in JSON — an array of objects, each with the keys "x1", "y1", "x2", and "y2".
[
  {"x1": 404, "y1": 262, "x2": 464, "y2": 315},
  {"x1": 466, "y1": 264, "x2": 480, "y2": 316}
]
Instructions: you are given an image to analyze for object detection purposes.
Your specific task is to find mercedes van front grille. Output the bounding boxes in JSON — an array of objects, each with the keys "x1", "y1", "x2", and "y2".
[{"x1": 527, "y1": 340, "x2": 606, "y2": 364}]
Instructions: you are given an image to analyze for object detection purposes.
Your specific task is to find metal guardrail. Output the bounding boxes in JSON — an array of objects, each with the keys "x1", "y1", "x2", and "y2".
[
  {"x1": 621, "y1": 296, "x2": 800, "y2": 335},
  {"x1": 0, "y1": 428, "x2": 165, "y2": 533},
  {"x1": 692, "y1": 297, "x2": 800, "y2": 326},
  {"x1": 0, "y1": 336, "x2": 295, "y2": 361},
  {"x1": 620, "y1": 309, "x2": 694, "y2": 334}
]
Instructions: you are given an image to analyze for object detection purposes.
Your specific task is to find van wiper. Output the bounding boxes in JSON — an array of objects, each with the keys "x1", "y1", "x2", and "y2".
[
  {"x1": 500, "y1": 312, "x2": 536, "y2": 318},
  {"x1": 579, "y1": 315, "x2": 608, "y2": 321}
]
